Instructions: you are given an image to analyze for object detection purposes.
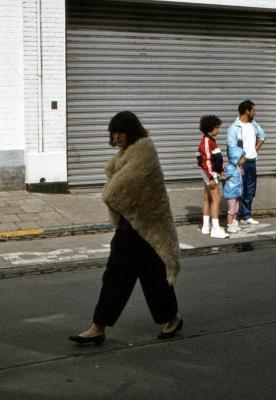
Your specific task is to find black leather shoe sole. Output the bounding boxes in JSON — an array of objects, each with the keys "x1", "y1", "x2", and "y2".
[
  {"x1": 68, "y1": 333, "x2": 105, "y2": 345},
  {"x1": 158, "y1": 319, "x2": 183, "y2": 340}
]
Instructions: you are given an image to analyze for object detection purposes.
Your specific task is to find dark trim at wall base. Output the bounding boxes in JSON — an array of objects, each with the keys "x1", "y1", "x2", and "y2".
[
  {"x1": 0, "y1": 167, "x2": 25, "y2": 191},
  {"x1": 26, "y1": 182, "x2": 70, "y2": 194}
]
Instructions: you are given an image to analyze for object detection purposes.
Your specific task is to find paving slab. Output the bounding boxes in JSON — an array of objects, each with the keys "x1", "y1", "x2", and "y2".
[{"x1": 0, "y1": 177, "x2": 275, "y2": 240}]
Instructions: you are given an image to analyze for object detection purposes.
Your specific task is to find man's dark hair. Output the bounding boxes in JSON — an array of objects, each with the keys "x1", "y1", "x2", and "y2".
[
  {"x1": 238, "y1": 99, "x2": 255, "y2": 115},
  {"x1": 199, "y1": 115, "x2": 222, "y2": 135},
  {"x1": 108, "y1": 111, "x2": 148, "y2": 147}
]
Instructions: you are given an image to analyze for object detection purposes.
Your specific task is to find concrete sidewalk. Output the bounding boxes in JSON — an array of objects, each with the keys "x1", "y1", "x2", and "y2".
[{"x1": 0, "y1": 176, "x2": 275, "y2": 239}]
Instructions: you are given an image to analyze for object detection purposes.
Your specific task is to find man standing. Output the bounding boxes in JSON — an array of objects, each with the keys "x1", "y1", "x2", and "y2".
[{"x1": 227, "y1": 100, "x2": 267, "y2": 225}]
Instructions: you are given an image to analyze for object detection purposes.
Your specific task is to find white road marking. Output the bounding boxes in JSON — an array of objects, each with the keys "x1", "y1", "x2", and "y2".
[
  {"x1": 257, "y1": 231, "x2": 276, "y2": 236},
  {"x1": 0, "y1": 242, "x2": 196, "y2": 266},
  {"x1": 228, "y1": 223, "x2": 271, "y2": 238},
  {"x1": 179, "y1": 243, "x2": 194, "y2": 249},
  {"x1": 0, "y1": 245, "x2": 111, "y2": 267},
  {"x1": 238, "y1": 223, "x2": 270, "y2": 231},
  {"x1": 196, "y1": 223, "x2": 275, "y2": 240},
  {"x1": 231, "y1": 230, "x2": 276, "y2": 239},
  {"x1": 0, "y1": 224, "x2": 274, "y2": 268},
  {"x1": 23, "y1": 314, "x2": 68, "y2": 323}
]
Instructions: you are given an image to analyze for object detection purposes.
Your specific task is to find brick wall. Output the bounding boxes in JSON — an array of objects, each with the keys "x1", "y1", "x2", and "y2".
[
  {"x1": 23, "y1": 0, "x2": 66, "y2": 153},
  {"x1": 0, "y1": 1, "x2": 25, "y2": 189},
  {"x1": 0, "y1": 0, "x2": 24, "y2": 151},
  {"x1": 0, "y1": 0, "x2": 67, "y2": 189}
]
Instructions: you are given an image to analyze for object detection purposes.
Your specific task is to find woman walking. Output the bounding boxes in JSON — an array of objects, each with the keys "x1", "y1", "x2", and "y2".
[{"x1": 69, "y1": 111, "x2": 182, "y2": 345}]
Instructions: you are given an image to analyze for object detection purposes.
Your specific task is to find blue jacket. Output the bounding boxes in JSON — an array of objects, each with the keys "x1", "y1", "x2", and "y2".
[
  {"x1": 223, "y1": 147, "x2": 244, "y2": 199},
  {"x1": 227, "y1": 117, "x2": 266, "y2": 149}
]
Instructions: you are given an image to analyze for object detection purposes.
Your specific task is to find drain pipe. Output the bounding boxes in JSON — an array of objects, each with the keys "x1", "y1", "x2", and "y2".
[{"x1": 36, "y1": 0, "x2": 44, "y2": 152}]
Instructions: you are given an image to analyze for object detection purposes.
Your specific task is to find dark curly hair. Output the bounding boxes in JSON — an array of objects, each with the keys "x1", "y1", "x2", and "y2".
[
  {"x1": 199, "y1": 115, "x2": 222, "y2": 136},
  {"x1": 238, "y1": 99, "x2": 255, "y2": 115},
  {"x1": 108, "y1": 111, "x2": 148, "y2": 147}
]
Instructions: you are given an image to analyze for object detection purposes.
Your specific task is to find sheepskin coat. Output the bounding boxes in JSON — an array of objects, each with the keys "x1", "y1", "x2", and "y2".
[{"x1": 102, "y1": 137, "x2": 181, "y2": 285}]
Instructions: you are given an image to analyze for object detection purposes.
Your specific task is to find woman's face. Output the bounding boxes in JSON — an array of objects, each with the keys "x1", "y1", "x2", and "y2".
[{"x1": 113, "y1": 132, "x2": 128, "y2": 149}]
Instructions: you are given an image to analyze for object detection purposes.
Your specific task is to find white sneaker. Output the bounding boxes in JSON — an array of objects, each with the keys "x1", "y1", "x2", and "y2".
[
  {"x1": 227, "y1": 224, "x2": 238, "y2": 234},
  {"x1": 201, "y1": 226, "x2": 210, "y2": 234},
  {"x1": 232, "y1": 219, "x2": 242, "y2": 231},
  {"x1": 210, "y1": 228, "x2": 230, "y2": 238},
  {"x1": 240, "y1": 218, "x2": 259, "y2": 225}
]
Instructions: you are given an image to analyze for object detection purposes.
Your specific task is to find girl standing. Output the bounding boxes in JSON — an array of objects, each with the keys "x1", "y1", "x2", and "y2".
[{"x1": 196, "y1": 115, "x2": 229, "y2": 238}]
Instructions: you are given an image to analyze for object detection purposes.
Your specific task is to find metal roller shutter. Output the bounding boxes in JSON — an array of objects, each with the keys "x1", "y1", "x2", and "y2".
[{"x1": 66, "y1": 0, "x2": 276, "y2": 186}]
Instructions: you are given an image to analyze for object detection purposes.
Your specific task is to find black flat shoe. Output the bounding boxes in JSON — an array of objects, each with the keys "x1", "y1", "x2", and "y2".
[
  {"x1": 68, "y1": 333, "x2": 105, "y2": 346},
  {"x1": 158, "y1": 319, "x2": 183, "y2": 340}
]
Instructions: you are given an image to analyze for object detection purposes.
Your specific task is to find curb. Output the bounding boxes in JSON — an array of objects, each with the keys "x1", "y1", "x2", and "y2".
[
  {"x1": 0, "y1": 223, "x2": 113, "y2": 241},
  {"x1": 0, "y1": 209, "x2": 275, "y2": 241},
  {"x1": 1, "y1": 237, "x2": 275, "y2": 279}
]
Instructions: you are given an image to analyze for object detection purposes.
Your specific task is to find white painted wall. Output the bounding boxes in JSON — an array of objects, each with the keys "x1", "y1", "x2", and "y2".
[
  {"x1": 23, "y1": 0, "x2": 67, "y2": 183},
  {"x1": 25, "y1": 152, "x2": 67, "y2": 183},
  {"x1": 1, "y1": 0, "x2": 275, "y2": 188},
  {"x1": 113, "y1": 0, "x2": 276, "y2": 10},
  {"x1": 40, "y1": 0, "x2": 67, "y2": 153},
  {"x1": 0, "y1": 0, "x2": 24, "y2": 151}
]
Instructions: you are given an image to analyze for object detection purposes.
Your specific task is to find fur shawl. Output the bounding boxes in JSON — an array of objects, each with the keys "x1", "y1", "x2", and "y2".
[{"x1": 102, "y1": 137, "x2": 180, "y2": 285}]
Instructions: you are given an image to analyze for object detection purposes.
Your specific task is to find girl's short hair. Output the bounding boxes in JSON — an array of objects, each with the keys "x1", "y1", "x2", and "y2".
[
  {"x1": 108, "y1": 111, "x2": 148, "y2": 147},
  {"x1": 199, "y1": 115, "x2": 222, "y2": 135}
]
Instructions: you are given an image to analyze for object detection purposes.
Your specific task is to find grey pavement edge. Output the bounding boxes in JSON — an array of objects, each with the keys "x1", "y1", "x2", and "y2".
[
  {"x1": 1, "y1": 217, "x2": 276, "y2": 279},
  {"x1": 0, "y1": 176, "x2": 276, "y2": 278},
  {"x1": 0, "y1": 176, "x2": 275, "y2": 240}
]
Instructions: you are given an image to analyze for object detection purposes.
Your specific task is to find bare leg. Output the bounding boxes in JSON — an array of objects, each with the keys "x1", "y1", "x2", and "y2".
[
  {"x1": 79, "y1": 322, "x2": 105, "y2": 338},
  {"x1": 227, "y1": 212, "x2": 234, "y2": 225},
  {"x1": 227, "y1": 199, "x2": 238, "y2": 225},
  {"x1": 161, "y1": 314, "x2": 182, "y2": 333},
  {"x1": 209, "y1": 184, "x2": 221, "y2": 219},
  {"x1": 203, "y1": 185, "x2": 211, "y2": 216}
]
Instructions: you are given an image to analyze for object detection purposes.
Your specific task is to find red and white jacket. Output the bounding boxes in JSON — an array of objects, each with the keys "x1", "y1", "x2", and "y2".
[{"x1": 197, "y1": 135, "x2": 224, "y2": 179}]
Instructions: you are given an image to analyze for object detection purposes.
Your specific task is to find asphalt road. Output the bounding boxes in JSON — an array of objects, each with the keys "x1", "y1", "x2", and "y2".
[{"x1": 0, "y1": 243, "x2": 275, "y2": 399}]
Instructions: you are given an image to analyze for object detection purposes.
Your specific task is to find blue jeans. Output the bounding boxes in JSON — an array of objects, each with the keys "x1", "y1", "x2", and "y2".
[{"x1": 239, "y1": 160, "x2": 257, "y2": 220}]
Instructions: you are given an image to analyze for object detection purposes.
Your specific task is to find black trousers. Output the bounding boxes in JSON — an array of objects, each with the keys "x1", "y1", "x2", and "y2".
[{"x1": 93, "y1": 228, "x2": 178, "y2": 326}]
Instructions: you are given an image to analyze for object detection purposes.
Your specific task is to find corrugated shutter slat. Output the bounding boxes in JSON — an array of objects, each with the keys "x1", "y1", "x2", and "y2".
[{"x1": 66, "y1": 0, "x2": 276, "y2": 185}]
